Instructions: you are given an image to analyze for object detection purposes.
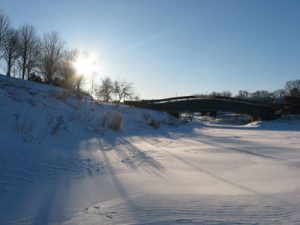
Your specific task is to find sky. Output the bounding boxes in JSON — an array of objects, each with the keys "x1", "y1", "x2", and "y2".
[{"x1": 1, "y1": 0, "x2": 299, "y2": 99}]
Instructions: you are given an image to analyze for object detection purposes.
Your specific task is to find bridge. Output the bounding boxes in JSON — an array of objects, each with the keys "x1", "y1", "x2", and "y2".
[{"x1": 125, "y1": 95, "x2": 281, "y2": 120}]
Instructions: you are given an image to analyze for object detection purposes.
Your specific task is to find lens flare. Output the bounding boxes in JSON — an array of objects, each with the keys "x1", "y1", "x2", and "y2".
[{"x1": 72, "y1": 52, "x2": 97, "y2": 76}]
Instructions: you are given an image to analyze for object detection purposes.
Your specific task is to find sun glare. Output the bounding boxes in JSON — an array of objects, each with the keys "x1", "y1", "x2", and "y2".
[{"x1": 72, "y1": 52, "x2": 97, "y2": 77}]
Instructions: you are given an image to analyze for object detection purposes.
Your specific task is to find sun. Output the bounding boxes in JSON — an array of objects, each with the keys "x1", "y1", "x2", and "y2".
[{"x1": 72, "y1": 52, "x2": 97, "y2": 76}]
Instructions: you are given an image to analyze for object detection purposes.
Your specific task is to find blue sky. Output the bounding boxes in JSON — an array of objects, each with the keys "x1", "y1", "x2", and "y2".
[{"x1": 1, "y1": 0, "x2": 299, "y2": 98}]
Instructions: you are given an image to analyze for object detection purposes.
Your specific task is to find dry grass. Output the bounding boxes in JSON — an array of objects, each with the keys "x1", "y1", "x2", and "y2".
[
  {"x1": 148, "y1": 119, "x2": 160, "y2": 129},
  {"x1": 100, "y1": 111, "x2": 109, "y2": 128},
  {"x1": 14, "y1": 112, "x2": 34, "y2": 135},
  {"x1": 49, "y1": 90, "x2": 70, "y2": 102},
  {"x1": 109, "y1": 112, "x2": 122, "y2": 131}
]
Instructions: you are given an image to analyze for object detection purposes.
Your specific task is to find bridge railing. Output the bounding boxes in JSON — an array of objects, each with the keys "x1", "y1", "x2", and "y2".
[{"x1": 134, "y1": 95, "x2": 271, "y2": 107}]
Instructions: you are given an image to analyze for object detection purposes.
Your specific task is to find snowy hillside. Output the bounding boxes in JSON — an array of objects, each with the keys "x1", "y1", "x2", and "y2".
[
  {"x1": 0, "y1": 75, "x2": 300, "y2": 225},
  {"x1": 0, "y1": 75, "x2": 177, "y2": 142}
]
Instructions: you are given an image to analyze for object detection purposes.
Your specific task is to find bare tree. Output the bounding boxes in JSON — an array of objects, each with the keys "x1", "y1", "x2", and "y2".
[
  {"x1": 273, "y1": 89, "x2": 285, "y2": 98},
  {"x1": 39, "y1": 31, "x2": 65, "y2": 84},
  {"x1": 220, "y1": 91, "x2": 232, "y2": 98},
  {"x1": 18, "y1": 24, "x2": 39, "y2": 79},
  {"x1": 0, "y1": 12, "x2": 9, "y2": 53},
  {"x1": 89, "y1": 72, "x2": 97, "y2": 103},
  {"x1": 236, "y1": 90, "x2": 249, "y2": 98},
  {"x1": 26, "y1": 40, "x2": 40, "y2": 79},
  {"x1": 250, "y1": 90, "x2": 273, "y2": 101},
  {"x1": 113, "y1": 79, "x2": 134, "y2": 102},
  {"x1": 2, "y1": 28, "x2": 19, "y2": 76},
  {"x1": 133, "y1": 94, "x2": 140, "y2": 101},
  {"x1": 285, "y1": 80, "x2": 300, "y2": 97},
  {"x1": 209, "y1": 91, "x2": 232, "y2": 98},
  {"x1": 209, "y1": 91, "x2": 219, "y2": 97},
  {"x1": 63, "y1": 48, "x2": 77, "y2": 62},
  {"x1": 96, "y1": 77, "x2": 113, "y2": 102}
]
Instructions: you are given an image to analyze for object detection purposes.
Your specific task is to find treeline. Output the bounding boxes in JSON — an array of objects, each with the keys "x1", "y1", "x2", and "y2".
[{"x1": 200, "y1": 80, "x2": 300, "y2": 104}]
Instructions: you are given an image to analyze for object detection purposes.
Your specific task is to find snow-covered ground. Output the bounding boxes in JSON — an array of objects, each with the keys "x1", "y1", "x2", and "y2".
[{"x1": 1, "y1": 75, "x2": 300, "y2": 225}]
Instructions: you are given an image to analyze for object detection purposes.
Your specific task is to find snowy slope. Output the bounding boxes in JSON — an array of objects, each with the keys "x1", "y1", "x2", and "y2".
[{"x1": 0, "y1": 75, "x2": 300, "y2": 225}]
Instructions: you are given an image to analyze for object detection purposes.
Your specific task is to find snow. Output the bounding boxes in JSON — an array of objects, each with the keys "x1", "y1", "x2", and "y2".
[{"x1": 0, "y1": 75, "x2": 300, "y2": 224}]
